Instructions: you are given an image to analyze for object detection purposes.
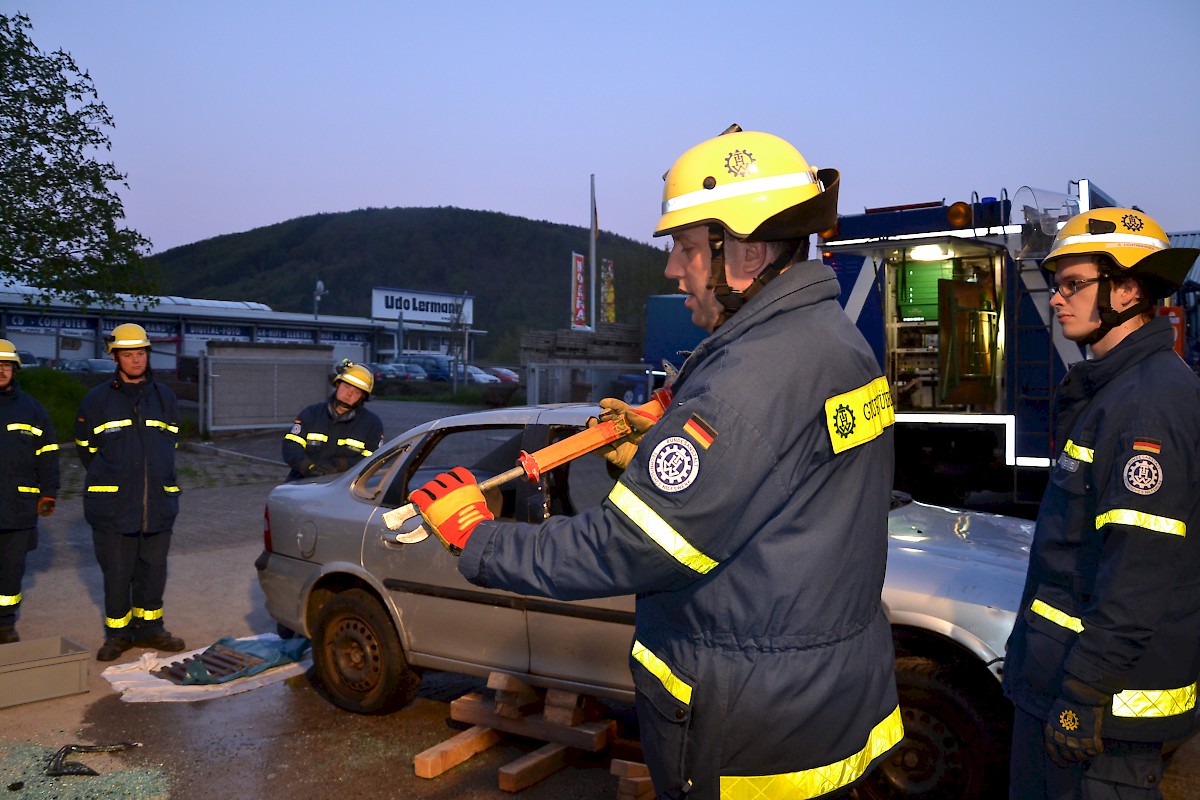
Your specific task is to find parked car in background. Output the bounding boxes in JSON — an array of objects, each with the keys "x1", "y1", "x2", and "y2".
[
  {"x1": 404, "y1": 354, "x2": 454, "y2": 382},
  {"x1": 459, "y1": 364, "x2": 499, "y2": 384},
  {"x1": 61, "y1": 358, "x2": 117, "y2": 373},
  {"x1": 257, "y1": 404, "x2": 1032, "y2": 799},
  {"x1": 393, "y1": 363, "x2": 428, "y2": 381},
  {"x1": 16, "y1": 350, "x2": 39, "y2": 369},
  {"x1": 486, "y1": 366, "x2": 521, "y2": 383}
]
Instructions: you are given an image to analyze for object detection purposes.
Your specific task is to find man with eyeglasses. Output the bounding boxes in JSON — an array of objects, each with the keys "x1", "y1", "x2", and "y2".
[{"x1": 1003, "y1": 208, "x2": 1200, "y2": 799}]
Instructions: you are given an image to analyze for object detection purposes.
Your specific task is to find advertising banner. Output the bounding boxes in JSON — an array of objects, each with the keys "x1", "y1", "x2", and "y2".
[{"x1": 571, "y1": 252, "x2": 589, "y2": 330}]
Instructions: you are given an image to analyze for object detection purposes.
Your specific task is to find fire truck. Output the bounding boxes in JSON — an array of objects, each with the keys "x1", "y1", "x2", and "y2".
[{"x1": 821, "y1": 179, "x2": 1131, "y2": 514}]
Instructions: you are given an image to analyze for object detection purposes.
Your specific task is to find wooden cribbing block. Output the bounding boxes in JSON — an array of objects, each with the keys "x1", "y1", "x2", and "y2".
[
  {"x1": 610, "y1": 759, "x2": 650, "y2": 778},
  {"x1": 498, "y1": 742, "x2": 569, "y2": 792},
  {"x1": 451, "y1": 692, "x2": 616, "y2": 751},
  {"x1": 616, "y1": 775, "x2": 656, "y2": 800},
  {"x1": 543, "y1": 688, "x2": 584, "y2": 726},
  {"x1": 413, "y1": 724, "x2": 501, "y2": 778},
  {"x1": 489, "y1": 672, "x2": 544, "y2": 720}
]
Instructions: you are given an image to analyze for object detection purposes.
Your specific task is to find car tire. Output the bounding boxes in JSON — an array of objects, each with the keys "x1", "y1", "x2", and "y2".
[
  {"x1": 852, "y1": 656, "x2": 1010, "y2": 800},
  {"x1": 311, "y1": 588, "x2": 420, "y2": 714}
]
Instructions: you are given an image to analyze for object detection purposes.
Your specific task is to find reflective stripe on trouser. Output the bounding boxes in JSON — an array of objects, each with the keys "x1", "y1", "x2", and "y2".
[
  {"x1": 91, "y1": 529, "x2": 173, "y2": 636},
  {"x1": 1030, "y1": 598, "x2": 1197, "y2": 719}
]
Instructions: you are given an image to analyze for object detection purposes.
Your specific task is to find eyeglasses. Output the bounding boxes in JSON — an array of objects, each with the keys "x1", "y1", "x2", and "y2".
[{"x1": 1051, "y1": 276, "x2": 1102, "y2": 298}]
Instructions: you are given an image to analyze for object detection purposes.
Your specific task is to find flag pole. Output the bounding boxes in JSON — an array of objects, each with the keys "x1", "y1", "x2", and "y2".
[{"x1": 589, "y1": 174, "x2": 597, "y2": 330}]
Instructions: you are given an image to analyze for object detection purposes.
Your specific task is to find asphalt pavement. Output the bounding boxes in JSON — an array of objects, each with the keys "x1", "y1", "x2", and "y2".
[{"x1": 0, "y1": 398, "x2": 1197, "y2": 799}]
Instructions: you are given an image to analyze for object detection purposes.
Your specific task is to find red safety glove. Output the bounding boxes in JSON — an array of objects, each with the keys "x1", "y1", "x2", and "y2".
[
  {"x1": 587, "y1": 398, "x2": 660, "y2": 471},
  {"x1": 409, "y1": 467, "x2": 494, "y2": 555},
  {"x1": 1044, "y1": 677, "x2": 1108, "y2": 767},
  {"x1": 37, "y1": 497, "x2": 55, "y2": 517}
]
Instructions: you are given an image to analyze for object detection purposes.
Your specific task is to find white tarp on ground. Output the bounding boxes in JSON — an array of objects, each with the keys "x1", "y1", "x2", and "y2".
[{"x1": 101, "y1": 633, "x2": 311, "y2": 703}]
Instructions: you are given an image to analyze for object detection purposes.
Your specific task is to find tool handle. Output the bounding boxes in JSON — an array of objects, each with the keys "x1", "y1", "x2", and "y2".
[{"x1": 382, "y1": 389, "x2": 674, "y2": 531}]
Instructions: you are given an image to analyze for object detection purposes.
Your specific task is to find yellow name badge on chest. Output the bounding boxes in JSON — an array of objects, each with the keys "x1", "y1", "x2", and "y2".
[{"x1": 825, "y1": 376, "x2": 894, "y2": 454}]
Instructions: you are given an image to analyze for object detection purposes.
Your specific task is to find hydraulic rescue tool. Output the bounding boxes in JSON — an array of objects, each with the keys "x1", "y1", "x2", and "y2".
[{"x1": 382, "y1": 388, "x2": 673, "y2": 541}]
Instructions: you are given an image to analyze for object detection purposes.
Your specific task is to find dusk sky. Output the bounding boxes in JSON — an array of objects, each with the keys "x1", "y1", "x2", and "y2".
[{"x1": 9, "y1": 1, "x2": 1200, "y2": 255}]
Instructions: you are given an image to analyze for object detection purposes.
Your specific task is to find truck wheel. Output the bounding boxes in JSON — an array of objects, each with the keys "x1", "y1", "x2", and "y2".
[
  {"x1": 311, "y1": 588, "x2": 420, "y2": 714},
  {"x1": 853, "y1": 656, "x2": 1010, "y2": 800}
]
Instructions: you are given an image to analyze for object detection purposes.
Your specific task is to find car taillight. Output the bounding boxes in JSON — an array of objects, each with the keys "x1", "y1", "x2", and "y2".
[{"x1": 263, "y1": 505, "x2": 273, "y2": 552}]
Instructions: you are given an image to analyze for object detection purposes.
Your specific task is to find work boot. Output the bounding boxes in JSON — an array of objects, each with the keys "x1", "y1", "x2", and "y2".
[
  {"x1": 132, "y1": 629, "x2": 186, "y2": 652},
  {"x1": 0, "y1": 629, "x2": 18, "y2": 645},
  {"x1": 96, "y1": 636, "x2": 133, "y2": 662}
]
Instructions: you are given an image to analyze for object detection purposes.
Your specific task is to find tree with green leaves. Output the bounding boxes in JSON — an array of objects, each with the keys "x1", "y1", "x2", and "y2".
[{"x1": 0, "y1": 12, "x2": 157, "y2": 309}]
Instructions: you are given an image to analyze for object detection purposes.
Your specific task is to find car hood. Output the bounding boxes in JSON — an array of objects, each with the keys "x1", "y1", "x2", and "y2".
[{"x1": 886, "y1": 499, "x2": 1034, "y2": 614}]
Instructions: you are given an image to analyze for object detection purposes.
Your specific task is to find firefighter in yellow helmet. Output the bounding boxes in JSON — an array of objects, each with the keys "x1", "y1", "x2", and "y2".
[
  {"x1": 282, "y1": 360, "x2": 384, "y2": 480},
  {"x1": 75, "y1": 323, "x2": 186, "y2": 661},
  {"x1": 406, "y1": 129, "x2": 901, "y2": 798},
  {"x1": 1004, "y1": 208, "x2": 1200, "y2": 798},
  {"x1": 0, "y1": 339, "x2": 60, "y2": 643}
]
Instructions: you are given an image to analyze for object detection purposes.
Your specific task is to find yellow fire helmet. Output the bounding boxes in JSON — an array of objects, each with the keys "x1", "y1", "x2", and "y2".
[
  {"x1": 106, "y1": 323, "x2": 151, "y2": 352},
  {"x1": 0, "y1": 338, "x2": 20, "y2": 366},
  {"x1": 1042, "y1": 207, "x2": 1198, "y2": 299},
  {"x1": 332, "y1": 361, "x2": 374, "y2": 397},
  {"x1": 653, "y1": 129, "x2": 839, "y2": 242}
]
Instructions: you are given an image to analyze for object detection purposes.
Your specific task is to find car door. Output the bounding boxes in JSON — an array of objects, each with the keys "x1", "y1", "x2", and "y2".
[
  {"x1": 361, "y1": 422, "x2": 533, "y2": 674},
  {"x1": 522, "y1": 411, "x2": 637, "y2": 695}
]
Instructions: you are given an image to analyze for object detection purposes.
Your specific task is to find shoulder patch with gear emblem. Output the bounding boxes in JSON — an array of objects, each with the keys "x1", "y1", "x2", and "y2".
[
  {"x1": 1123, "y1": 453, "x2": 1163, "y2": 495},
  {"x1": 648, "y1": 436, "x2": 699, "y2": 493}
]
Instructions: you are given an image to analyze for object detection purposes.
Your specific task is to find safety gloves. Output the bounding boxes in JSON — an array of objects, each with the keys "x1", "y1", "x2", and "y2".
[
  {"x1": 409, "y1": 467, "x2": 494, "y2": 555},
  {"x1": 36, "y1": 497, "x2": 55, "y2": 516},
  {"x1": 1044, "y1": 677, "x2": 1109, "y2": 767},
  {"x1": 588, "y1": 398, "x2": 659, "y2": 471}
]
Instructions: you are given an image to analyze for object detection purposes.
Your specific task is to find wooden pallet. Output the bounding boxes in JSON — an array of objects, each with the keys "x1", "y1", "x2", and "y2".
[{"x1": 413, "y1": 672, "x2": 625, "y2": 793}]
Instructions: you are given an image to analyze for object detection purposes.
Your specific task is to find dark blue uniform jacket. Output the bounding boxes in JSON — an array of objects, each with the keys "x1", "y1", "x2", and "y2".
[
  {"x1": 0, "y1": 383, "x2": 60, "y2": 530},
  {"x1": 75, "y1": 376, "x2": 180, "y2": 535},
  {"x1": 461, "y1": 261, "x2": 901, "y2": 798},
  {"x1": 1004, "y1": 317, "x2": 1200, "y2": 743}
]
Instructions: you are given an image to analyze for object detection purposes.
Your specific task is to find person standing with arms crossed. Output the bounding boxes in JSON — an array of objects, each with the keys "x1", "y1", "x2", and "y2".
[
  {"x1": 75, "y1": 323, "x2": 186, "y2": 661},
  {"x1": 1003, "y1": 208, "x2": 1200, "y2": 799}
]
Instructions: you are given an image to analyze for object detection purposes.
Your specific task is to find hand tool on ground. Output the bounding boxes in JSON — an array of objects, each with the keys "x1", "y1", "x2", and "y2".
[{"x1": 383, "y1": 388, "x2": 673, "y2": 540}]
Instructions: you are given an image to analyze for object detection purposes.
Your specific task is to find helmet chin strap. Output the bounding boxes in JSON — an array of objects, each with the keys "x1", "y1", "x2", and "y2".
[
  {"x1": 711, "y1": 234, "x2": 799, "y2": 327},
  {"x1": 1079, "y1": 277, "x2": 1151, "y2": 346}
]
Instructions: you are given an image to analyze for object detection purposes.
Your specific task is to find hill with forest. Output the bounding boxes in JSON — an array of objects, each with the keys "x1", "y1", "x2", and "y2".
[{"x1": 151, "y1": 207, "x2": 675, "y2": 361}]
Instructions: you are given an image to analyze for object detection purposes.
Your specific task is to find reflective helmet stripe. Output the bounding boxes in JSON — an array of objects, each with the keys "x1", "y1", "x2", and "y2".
[
  {"x1": 662, "y1": 170, "x2": 818, "y2": 216},
  {"x1": 1054, "y1": 232, "x2": 1168, "y2": 252}
]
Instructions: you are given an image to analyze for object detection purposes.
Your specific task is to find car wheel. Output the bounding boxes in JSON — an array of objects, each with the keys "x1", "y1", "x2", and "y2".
[
  {"x1": 311, "y1": 588, "x2": 420, "y2": 714},
  {"x1": 853, "y1": 656, "x2": 1010, "y2": 800}
]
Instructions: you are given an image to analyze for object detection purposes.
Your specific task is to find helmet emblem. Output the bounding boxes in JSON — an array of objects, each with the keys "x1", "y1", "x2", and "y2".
[
  {"x1": 1121, "y1": 213, "x2": 1144, "y2": 232},
  {"x1": 832, "y1": 404, "x2": 856, "y2": 439},
  {"x1": 724, "y1": 149, "x2": 755, "y2": 177}
]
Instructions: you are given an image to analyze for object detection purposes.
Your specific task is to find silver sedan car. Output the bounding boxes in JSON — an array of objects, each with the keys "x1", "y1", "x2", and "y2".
[{"x1": 256, "y1": 404, "x2": 1032, "y2": 799}]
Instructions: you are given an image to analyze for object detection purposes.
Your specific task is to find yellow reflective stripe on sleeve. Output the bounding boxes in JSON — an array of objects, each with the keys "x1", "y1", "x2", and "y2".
[
  {"x1": 825, "y1": 376, "x2": 894, "y2": 455},
  {"x1": 306, "y1": 433, "x2": 329, "y2": 443},
  {"x1": 1096, "y1": 509, "x2": 1185, "y2": 537},
  {"x1": 1031, "y1": 598, "x2": 1085, "y2": 633},
  {"x1": 720, "y1": 705, "x2": 904, "y2": 799},
  {"x1": 0, "y1": 593, "x2": 22, "y2": 607},
  {"x1": 133, "y1": 607, "x2": 164, "y2": 621},
  {"x1": 75, "y1": 438, "x2": 90, "y2": 448},
  {"x1": 608, "y1": 482, "x2": 718, "y2": 574},
  {"x1": 1063, "y1": 439, "x2": 1094, "y2": 463},
  {"x1": 360, "y1": 450, "x2": 373, "y2": 457},
  {"x1": 88, "y1": 485, "x2": 120, "y2": 493},
  {"x1": 1112, "y1": 683, "x2": 1197, "y2": 718},
  {"x1": 163, "y1": 485, "x2": 180, "y2": 493},
  {"x1": 337, "y1": 438, "x2": 366, "y2": 450},
  {"x1": 36, "y1": 443, "x2": 59, "y2": 455},
  {"x1": 106, "y1": 611, "x2": 132, "y2": 628},
  {"x1": 145, "y1": 419, "x2": 180, "y2": 434},
  {"x1": 93, "y1": 419, "x2": 133, "y2": 435},
  {"x1": 6, "y1": 423, "x2": 43, "y2": 436},
  {"x1": 16, "y1": 486, "x2": 40, "y2": 494},
  {"x1": 631, "y1": 640, "x2": 692, "y2": 705},
  {"x1": 284, "y1": 433, "x2": 307, "y2": 447}
]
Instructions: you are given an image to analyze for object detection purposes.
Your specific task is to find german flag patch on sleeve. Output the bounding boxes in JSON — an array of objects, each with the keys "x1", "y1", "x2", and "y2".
[
  {"x1": 1133, "y1": 438, "x2": 1161, "y2": 454},
  {"x1": 682, "y1": 414, "x2": 716, "y2": 449}
]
